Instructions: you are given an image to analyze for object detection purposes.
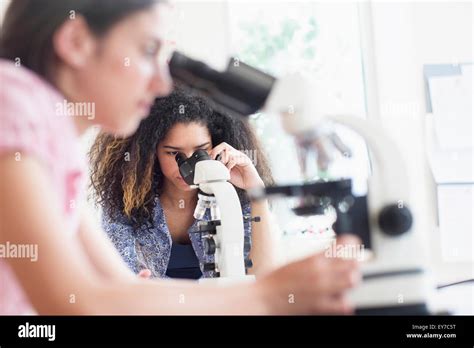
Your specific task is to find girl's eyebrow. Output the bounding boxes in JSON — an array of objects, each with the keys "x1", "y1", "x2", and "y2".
[
  {"x1": 194, "y1": 142, "x2": 211, "y2": 149},
  {"x1": 163, "y1": 142, "x2": 210, "y2": 150},
  {"x1": 163, "y1": 145, "x2": 181, "y2": 150}
]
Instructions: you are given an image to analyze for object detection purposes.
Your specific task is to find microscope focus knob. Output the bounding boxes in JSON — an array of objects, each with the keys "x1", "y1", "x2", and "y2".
[
  {"x1": 245, "y1": 258, "x2": 253, "y2": 269},
  {"x1": 203, "y1": 262, "x2": 216, "y2": 272},
  {"x1": 204, "y1": 238, "x2": 216, "y2": 255},
  {"x1": 378, "y1": 204, "x2": 413, "y2": 236}
]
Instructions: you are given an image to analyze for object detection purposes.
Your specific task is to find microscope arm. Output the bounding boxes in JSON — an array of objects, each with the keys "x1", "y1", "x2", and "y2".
[
  {"x1": 263, "y1": 75, "x2": 432, "y2": 311},
  {"x1": 264, "y1": 74, "x2": 409, "y2": 199},
  {"x1": 263, "y1": 73, "x2": 429, "y2": 265},
  {"x1": 193, "y1": 160, "x2": 250, "y2": 281},
  {"x1": 326, "y1": 114, "x2": 410, "y2": 207},
  {"x1": 199, "y1": 181, "x2": 247, "y2": 278}
]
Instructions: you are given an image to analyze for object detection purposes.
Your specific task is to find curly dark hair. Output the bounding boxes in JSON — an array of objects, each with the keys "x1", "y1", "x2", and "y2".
[{"x1": 89, "y1": 88, "x2": 274, "y2": 230}]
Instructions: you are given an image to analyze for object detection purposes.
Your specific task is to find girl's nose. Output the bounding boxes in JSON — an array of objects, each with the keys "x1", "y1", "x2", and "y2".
[{"x1": 150, "y1": 61, "x2": 173, "y2": 97}]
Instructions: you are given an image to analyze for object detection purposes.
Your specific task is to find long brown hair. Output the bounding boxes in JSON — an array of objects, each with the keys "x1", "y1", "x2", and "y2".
[{"x1": 0, "y1": 0, "x2": 160, "y2": 81}]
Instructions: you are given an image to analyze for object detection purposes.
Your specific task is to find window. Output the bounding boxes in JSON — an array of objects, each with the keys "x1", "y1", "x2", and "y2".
[{"x1": 226, "y1": 1, "x2": 370, "y2": 236}]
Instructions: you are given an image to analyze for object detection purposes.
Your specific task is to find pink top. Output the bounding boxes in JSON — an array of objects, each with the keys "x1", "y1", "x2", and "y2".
[{"x1": 0, "y1": 60, "x2": 86, "y2": 314}]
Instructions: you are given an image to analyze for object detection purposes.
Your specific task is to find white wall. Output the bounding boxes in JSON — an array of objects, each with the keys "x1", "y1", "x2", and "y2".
[
  {"x1": 412, "y1": 1, "x2": 473, "y2": 64},
  {"x1": 368, "y1": 0, "x2": 473, "y2": 283},
  {"x1": 169, "y1": 0, "x2": 230, "y2": 70}
]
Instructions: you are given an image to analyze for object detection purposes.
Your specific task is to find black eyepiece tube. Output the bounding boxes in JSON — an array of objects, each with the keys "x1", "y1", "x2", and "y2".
[
  {"x1": 175, "y1": 150, "x2": 212, "y2": 185},
  {"x1": 169, "y1": 51, "x2": 276, "y2": 117}
]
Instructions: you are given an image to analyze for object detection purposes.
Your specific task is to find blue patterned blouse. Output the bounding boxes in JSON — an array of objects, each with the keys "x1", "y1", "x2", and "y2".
[{"x1": 102, "y1": 196, "x2": 252, "y2": 279}]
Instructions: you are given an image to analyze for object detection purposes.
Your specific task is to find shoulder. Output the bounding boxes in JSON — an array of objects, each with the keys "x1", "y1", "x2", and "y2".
[
  {"x1": 0, "y1": 59, "x2": 46, "y2": 89},
  {"x1": 0, "y1": 59, "x2": 82, "y2": 166},
  {"x1": 152, "y1": 196, "x2": 166, "y2": 223},
  {"x1": 0, "y1": 59, "x2": 62, "y2": 119},
  {"x1": 102, "y1": 200, "x2": 163, "y2": 233}
]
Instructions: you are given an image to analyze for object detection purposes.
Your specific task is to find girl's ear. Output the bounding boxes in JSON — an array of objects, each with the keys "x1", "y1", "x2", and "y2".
[{"x1": 53, "y1": 15, "x2": 97, "y2": 69}]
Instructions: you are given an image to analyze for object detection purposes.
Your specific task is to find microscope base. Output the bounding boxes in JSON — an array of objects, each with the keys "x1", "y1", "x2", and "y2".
[
  {"x1": 349, "y1": 269, "x2": 433, "y2": 316},
  {"x1": 355, "y1": 303, "x2": 430, "y2": 315}
]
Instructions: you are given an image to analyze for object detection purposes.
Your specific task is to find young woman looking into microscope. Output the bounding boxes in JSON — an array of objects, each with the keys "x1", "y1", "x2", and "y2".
[{"x1": 90, "y1": 88, "x2": 280, "y2": 279}]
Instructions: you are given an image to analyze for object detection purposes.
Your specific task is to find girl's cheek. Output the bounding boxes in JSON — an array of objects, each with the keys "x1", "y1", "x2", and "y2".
[{"x1": 161, "y1": 157, "x2": 177, "y2": 176}]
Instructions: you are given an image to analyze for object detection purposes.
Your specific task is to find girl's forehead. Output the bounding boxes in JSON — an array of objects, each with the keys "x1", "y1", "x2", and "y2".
[
  {"x1": 158, "y1": 123, "x2": 212, "y2": 148},
  {"x1": 165, "y1": 122, "x2": 210, "y2": 137}
]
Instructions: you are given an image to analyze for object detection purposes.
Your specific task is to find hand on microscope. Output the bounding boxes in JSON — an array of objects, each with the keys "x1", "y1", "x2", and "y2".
[
  {"x1": 210, "y1": 142, "x2": 280, "y2": 275},
  {"x1": 257, "y1": 234, "x2": 362, "y2": 314},
  {"x1": 210, "y1": 142, "x2": 264, "y2": 191},
  {"x1": 209, "y1": 143, "x2": 361, "y2": 314}
]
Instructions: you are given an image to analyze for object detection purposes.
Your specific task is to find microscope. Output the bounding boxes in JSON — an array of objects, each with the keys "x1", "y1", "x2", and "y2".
[
  {"x1": 175, "y1": 149, "x2": 255, "y2": 284},
  {"x1": 169, "y1": 51, "x2": 433, "y2": 314}
]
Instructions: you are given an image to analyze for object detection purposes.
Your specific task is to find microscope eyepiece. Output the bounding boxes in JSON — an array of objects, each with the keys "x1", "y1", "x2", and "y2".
[
  {"x1": 175, "y1": 150, "x2": 211, "y2": 185},
  {"x1": 175, "y1": 152, "x2": 187, "y2": 167}
]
